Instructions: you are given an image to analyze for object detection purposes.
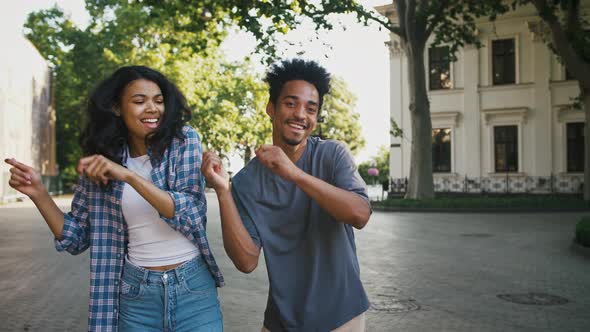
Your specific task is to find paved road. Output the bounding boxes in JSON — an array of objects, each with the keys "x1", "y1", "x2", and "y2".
[{"x1": 0, "y1": 195, "x2": 588, "y2": 331}]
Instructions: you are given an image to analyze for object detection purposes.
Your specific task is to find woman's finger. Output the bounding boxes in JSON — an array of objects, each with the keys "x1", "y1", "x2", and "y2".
[
  {"x1": 84, "y1": 156, "x2": 103, "y2": 178},
  {"x1": 9, "y1": 167, "x2": 31, "y2": 181},
  {"x1": 4, "y1": 158, "x2": 32, "y2": 173},
  {"x1": 9, "y1": 173, "x2": 31, "y2": 185}
]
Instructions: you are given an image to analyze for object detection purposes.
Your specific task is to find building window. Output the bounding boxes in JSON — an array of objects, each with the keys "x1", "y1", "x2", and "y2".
[
  {"x1": 567, "y1": 122, "x2": 584, "y2": 172},
  {"x1": 432, "y1": 128, "x2": 451, "y2": 172},
  {"x1": 494, "y1": 125, "x2": 518, "y2": 172},
  {"x1": 429, "y1": 46, "x2": 452, "y2": 90},
  {"x1": 492, "y1": 38, "x2": 516, "y2": 85}
]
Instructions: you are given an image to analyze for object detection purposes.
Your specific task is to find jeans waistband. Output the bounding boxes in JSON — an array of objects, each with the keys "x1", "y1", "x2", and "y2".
[{"x1": 122, "y1": 255, "x2": 207, "y2": 285}]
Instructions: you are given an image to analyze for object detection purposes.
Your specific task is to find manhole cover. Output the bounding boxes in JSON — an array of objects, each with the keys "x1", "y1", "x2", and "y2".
[
  {"x1": 497, "y1": 293, "x2": 569, "y2": 305},
  {"x1": 370, "y1": 294, "x2": 420, "y2": 313}
]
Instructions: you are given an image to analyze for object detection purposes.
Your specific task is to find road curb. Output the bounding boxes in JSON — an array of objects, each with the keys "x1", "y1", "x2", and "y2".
[
  {"x1": 371, "y1": 206, "x2": 590, "y2": 213},
  {"x1": 571, "y1": 239, "x2": 590, "y2": 258}
]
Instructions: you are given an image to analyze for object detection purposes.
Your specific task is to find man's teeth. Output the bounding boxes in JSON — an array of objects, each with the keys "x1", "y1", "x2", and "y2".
[
  {"x1": 289, "y1": 123, "x2": 305, "y2": 129},
  {"x1": 142, "y1": 119, "x2": 158, "y2": 123}
]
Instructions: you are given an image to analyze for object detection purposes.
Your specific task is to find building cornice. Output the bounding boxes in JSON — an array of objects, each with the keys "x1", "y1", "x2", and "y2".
[
  {"x1": 431, "y1": 111, "x2": 461, "y2": 127},
  {"x1": 478, "y1": 82, "x2": 534, "y2": 92},
  {"x1": 481, "y1": 107, "x2": 528, "y2": 125}
]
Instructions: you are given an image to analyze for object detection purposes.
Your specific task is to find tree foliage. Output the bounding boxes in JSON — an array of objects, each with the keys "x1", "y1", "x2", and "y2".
[
  {"x1": 24, "y1": 4, "x2": 267, "y2": 186},
  {"x1": 358, "y1": 145, "x2": 390, "y2": 185},
  {"x1": 509, "y1": 0, "x2": 590, "y2": 200},
  {"x1": 24, "y1": 1, "x2": 372, "y2": 186},
  {"x1": 314, "y1": 77, "x2": 365, "y2": 155}
]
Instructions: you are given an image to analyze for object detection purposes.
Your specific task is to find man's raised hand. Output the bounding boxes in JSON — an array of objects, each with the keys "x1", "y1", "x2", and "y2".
[{"x1": 201, "y1": 151, "x2": 230, "y2": 193}]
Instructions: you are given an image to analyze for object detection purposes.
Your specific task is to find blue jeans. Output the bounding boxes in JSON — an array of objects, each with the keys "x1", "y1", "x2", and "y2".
[{"x1": 118, "y1": 256, "x2": 223, "y2": 332}]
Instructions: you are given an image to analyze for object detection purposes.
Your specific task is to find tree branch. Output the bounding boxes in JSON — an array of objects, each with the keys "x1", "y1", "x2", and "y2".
[
  {"x1": 566, "y1": 0, "x2": 581, "y2": 35},
  {"x1": 393, "y1": 0, "x2": 408, "y2": 42},
  {"x1": 531, "y1": 0, "x2": 590, "y2": 87},
  {"x1": 425, "y1": 0, "x2": 450, "y2": 38},
  {"x1": 405, "y1": 0, "x2": 417, "y2": 48}
]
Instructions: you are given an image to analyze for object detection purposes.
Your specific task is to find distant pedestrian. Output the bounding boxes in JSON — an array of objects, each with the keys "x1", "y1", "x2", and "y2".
[{"x1": 5, "y1": 65, "x2": 223, "y2": 332}]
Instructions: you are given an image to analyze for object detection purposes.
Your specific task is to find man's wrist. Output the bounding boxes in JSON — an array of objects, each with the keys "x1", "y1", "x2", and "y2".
[
  {"x1": 290, "y1": 168, "x2": 307, "y2": 185},
  {"x1": 215, "y1": 183, "x2": 232, "y2": 197}
]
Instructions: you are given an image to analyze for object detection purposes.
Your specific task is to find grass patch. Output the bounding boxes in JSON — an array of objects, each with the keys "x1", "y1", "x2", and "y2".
[
  {"x1": 373, "y1": 195, "x2": 590, "y2": 210},
  {"x1": 575, "y1": 217, "x2": 590, "y2": 247}
]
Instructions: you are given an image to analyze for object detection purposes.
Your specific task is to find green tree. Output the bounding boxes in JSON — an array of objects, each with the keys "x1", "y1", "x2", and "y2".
[
  {"x1": 315, "y1": 77, "x2": 365, "y2": 155},
  {"x1": 509, "y1": 0, "x2": 590, "y2": 200},
  {"x1": 370, "y1": 1, "x2": 508, "y2": 199},
  {"x1": 358, "y1": 145, "x2": 390, "y2": 185},
  {"x1": 24, "y1": 5, "x2": 268, "y2": 186},
  {"x1": 24, "y1": 1, "x2": 374, "y2": 186}
]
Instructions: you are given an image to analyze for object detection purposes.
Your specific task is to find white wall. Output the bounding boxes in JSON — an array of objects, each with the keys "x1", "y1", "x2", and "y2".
[{"x1": 0, "y1": 34, "x2": 51, "y2": 202}]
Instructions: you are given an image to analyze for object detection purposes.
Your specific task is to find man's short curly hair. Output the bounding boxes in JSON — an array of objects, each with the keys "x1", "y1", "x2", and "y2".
[{"x1": 264, "y1": 58, "x2": 331, "y2": 108}]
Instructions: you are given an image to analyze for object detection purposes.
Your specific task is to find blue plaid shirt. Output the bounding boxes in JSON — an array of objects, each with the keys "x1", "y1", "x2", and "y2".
[{"x1": 55, "y1": 126, "x2": 224, "y2": 331}]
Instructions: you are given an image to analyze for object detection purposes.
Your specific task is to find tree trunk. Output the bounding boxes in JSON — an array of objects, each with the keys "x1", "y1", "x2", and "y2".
[
  {"x1": 243, "y1": 145, "x2": 252, "y2": 166},
  {"x1": 404, "y1": 42, "x2": 435, "y2": 199},
  {"x1": 583, "y1": 91, "x2": 590, "y2": 200}
]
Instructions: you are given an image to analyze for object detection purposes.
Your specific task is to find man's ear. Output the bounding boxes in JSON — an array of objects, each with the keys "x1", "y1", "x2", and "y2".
[{"x1": 266, "y1": 101, "x2": 275, "y2": 120}]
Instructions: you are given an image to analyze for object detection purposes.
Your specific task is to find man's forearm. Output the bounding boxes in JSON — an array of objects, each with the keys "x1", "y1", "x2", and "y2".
[
  {"x1": 216, "y1": 188, "x2": 260, "y2": 273},
  {"x1": 293, "y1": 171, "x2": 371, "y2": 229}
]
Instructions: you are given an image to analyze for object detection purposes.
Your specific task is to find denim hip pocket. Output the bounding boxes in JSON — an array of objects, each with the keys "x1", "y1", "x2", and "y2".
[{"x1": 119, "y1": 273, "x2": 144, "y2": 300}]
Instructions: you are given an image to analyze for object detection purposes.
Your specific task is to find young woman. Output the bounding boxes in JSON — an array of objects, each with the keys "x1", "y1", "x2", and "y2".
[{"x1": 5, "y1": 66, "x2": 224, "y2": 332}]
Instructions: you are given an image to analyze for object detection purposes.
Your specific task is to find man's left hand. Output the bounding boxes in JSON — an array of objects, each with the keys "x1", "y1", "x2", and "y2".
[{"x1": 255, "y1": 145, "x2": 303, "y2": 183}]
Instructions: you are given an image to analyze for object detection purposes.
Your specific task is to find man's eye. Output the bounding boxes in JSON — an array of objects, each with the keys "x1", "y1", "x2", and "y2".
[
  {"x1": 286, "y1": 102, "x2": 295, "y2": 107},
  {"x1": 133, "y1": 100, "x2": 144, "y2": 104},
  {"x1": 308, "y1": 108, "x2": 317, "y2": 113}
]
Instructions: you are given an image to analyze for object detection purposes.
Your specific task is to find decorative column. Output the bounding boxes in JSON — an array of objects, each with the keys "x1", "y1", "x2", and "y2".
[
  {"x1": 387, "y1": 39, "x2": 406, "y2": 180},
  {"x1": 527, "y1": 20, "x2": 553, "y2": 176}
]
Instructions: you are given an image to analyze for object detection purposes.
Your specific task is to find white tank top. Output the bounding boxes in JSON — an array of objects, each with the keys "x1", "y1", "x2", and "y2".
[{"x1": 122, "y1": 153, "x2": 198, "y2": 267}]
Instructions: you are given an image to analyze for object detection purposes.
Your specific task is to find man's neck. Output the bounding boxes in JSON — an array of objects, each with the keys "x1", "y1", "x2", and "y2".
[{"x1": 274, "y1": 139, "x2": 307, "y2": 163}]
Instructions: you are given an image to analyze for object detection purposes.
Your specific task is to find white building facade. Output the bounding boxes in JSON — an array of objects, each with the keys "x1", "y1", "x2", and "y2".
[
  {"x1": 378, "y1": 3, "x2": 585, "y2": 194},
  {"x1": 0, "y1": 34, "x2": 57, "y2": 203}
]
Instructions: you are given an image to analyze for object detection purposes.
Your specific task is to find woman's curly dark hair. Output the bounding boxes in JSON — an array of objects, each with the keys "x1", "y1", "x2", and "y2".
[
  {"x1": 264, "y1": 58, "x2": 331, "y2": 109},
  {"x1": 80, "y1": 66, "x2": 191, "y2": 164}
]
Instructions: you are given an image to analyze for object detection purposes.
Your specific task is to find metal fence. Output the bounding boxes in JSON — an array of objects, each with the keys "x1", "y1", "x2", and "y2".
[{"x1": 389, "y1": 174, "x2": 584, "y2": 194}]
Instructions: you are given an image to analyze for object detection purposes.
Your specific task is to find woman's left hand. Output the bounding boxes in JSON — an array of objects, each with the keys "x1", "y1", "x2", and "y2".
[{"x1": 77, "y1": 155, "x2": 131, "y2": 185}]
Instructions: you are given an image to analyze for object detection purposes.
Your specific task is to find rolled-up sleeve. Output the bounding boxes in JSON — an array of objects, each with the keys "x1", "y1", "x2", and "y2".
[
  {"x1": 160, "y1": 128, "x2": 208, "y2": 234},
  {"x1": 55, "y1": 177, "x2": 91, "y2": 255}
]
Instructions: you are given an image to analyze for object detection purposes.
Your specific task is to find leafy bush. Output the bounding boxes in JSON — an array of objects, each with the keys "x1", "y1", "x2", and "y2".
[{"x1": 575, "y1": 217, "x2": 590, "y2": 248}]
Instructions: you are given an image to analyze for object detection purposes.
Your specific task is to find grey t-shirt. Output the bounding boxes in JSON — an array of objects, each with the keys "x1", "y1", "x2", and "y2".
[{"x1": 231, "y1": 137, "x2": 370, "y2": 332}]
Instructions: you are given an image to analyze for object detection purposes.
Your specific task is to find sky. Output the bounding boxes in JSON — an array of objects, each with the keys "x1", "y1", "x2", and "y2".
[{"x1": 2, "y1": 0, "x2": 391, "y2": 170}]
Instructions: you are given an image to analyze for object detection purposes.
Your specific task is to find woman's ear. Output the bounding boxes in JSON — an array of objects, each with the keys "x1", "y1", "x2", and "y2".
[{"x1": 112, "y1": 106, "x2": 121, "y2": 117}]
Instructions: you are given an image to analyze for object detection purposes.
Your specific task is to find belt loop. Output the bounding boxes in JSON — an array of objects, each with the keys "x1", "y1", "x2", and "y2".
[
  {"x1": 174, "y1": 264, "x2": 183, "y2": 282},
  {"x1": 142, "y1": 268, "x2": 150, "y2": 284}
]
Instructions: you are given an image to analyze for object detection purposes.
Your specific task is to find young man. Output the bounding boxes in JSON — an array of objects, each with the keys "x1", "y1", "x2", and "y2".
[{"x1": 201, "y1": 59, "x2": 371, "y2": 332}]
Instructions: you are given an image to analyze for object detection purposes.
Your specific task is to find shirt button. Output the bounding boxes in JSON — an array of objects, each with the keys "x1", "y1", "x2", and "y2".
[
  {"x1": 114, "y1": 308, "x2": 117, "y2": 313},
  {"x1": 116, "y1": 254, "x2": 121, "y2": 258},
  {"x1": 117, "y1": 228, "x2": 122, "y2": 233},
  {"x1": 115, "y1": 281, "x2": 119, "y2": 286}
]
